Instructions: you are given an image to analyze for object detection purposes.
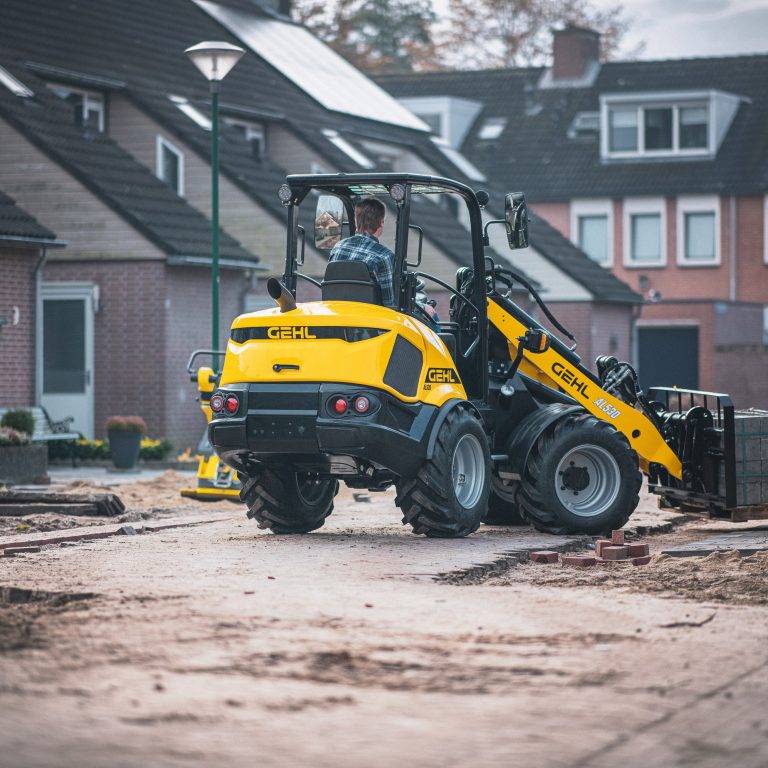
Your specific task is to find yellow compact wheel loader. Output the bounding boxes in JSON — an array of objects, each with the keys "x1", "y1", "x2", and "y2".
[{"x1": 203, "y1": 173, "x2": 741, "y2": 537}]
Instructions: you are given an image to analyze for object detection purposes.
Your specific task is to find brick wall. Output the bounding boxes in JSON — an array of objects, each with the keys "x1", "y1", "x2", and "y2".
[
  {"x1": 164, "y1": 266, "x2": 249, "y2": 450},
  {"x1": 735, "y1": 196, "x2": 766, "y2": 304},
  {"x1": 530, "y1": 202, "x2": 570, "y2": 238},
  {"x1": 0, "y1": 247, "x2": 38, "y2": 406},
  {"x1": 44, "y1": 260, "x2": 167, "y2": 439}
]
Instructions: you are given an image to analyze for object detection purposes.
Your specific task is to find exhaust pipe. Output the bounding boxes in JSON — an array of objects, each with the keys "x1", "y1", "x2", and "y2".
[{"x1": 267, "y1": 278, "x2": 297, "y2": 313}]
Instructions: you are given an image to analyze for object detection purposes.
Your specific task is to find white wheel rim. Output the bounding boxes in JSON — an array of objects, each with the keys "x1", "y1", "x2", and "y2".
[
  {"x1": 555, "y1": 444, "x2": 620, "y2": 517},
  {"x1": 452, "y1": 434, "x2": 485, "y2": 508}
]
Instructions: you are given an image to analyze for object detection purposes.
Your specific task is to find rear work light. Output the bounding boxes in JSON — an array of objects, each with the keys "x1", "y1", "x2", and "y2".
[
  {"x1": 210, "y1": 393, "x2": 224, "y2": 413},
  {"x1": 224, "y1": 395, "x2": 240, "y2": 414}
]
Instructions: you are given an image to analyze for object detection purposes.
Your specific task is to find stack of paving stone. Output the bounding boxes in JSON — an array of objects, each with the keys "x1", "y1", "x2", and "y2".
[
  {"x1": 722, "y1": 410, "x2": 768, "y2": 507},
  {"x1": 530, "y1": 530, "x2": 651, "y2": 567}
]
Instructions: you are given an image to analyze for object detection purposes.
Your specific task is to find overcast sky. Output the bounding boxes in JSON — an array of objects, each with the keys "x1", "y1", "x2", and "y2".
[{"x1": 593, "y1": 0, "x2": 768, "y2": 59}]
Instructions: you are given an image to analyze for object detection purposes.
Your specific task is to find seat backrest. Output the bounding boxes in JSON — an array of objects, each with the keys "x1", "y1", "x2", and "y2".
[{"x1": 321, "y1": 260, "x2": 383, "y2": 305}]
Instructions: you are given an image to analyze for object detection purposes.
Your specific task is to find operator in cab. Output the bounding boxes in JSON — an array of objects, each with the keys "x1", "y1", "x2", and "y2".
[
  {"x1": 329, "y1": 197, "x2": 439, "y2": 328},
  {"x1": 329, "y1": 197, "x2": 395, "y2": 308}
]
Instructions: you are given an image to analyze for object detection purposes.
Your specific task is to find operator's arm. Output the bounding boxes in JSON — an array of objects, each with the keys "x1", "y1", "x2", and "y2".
[{"x1": 372, "y1": 251, "x2": 395, "y2": 308}]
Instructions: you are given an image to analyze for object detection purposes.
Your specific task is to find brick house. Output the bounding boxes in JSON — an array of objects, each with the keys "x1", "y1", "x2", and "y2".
[
  {"x1": 379, "y1": 27, "x2": 768, "y2": 408},
  {"x1": 0, "y1": 3, "x2": 642, "y2": 447},
  {"x1": 0, "y1": 193, "x2": 64, "y2": 409}
]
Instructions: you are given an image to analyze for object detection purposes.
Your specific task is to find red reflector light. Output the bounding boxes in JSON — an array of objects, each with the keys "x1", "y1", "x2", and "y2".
[
  {"x1": 210, "y1": 393, "x2": 224, "y2": 412},
  {"x1": 333, "y1": 398, "x2": 347, "y2": 414},
  {"x1": 225, "y1": 395, "x2": 239, "y2": 414},
  {"x1": 353, "y1": 396, "x2": 370, "y2": 413}
]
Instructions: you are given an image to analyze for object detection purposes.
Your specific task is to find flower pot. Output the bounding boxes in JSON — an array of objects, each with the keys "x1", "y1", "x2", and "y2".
[
  {"x1": 0, "y1": 445, "x2": 48, "y2": 484},
  {"x1": 108, "y1": 431, "x2": 142, "y2": 469}
]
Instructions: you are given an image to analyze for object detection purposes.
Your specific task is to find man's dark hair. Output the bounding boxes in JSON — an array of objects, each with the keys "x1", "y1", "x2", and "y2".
[{"x1": 354, "y1": 197, "x2": 386, "y2": 234}]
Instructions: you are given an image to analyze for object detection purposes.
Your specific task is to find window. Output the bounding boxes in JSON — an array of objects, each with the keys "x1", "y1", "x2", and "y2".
[
  {"x1": 0, "y1": 65, "x2": 33, "y2": 98},
  {"x1": 680, "y1": 106, "x2": 708, "y2": 149},
  {"x1": 322, "y1": 129, "x2": 374, "y2": 169},
  {"x1": 170, "y1": 95, "x2": 211, "y2": 130},
  {"x1": 603, "y1": 97, "x2": 712, "y2": 158},
  {"x1": 48, "y1": 84, "x2": 105, "y2": 131},
  {"x1": 225, "y1": 118, "x2": 266, "y2": 159},
  {"x1": 156, "y1": 136, "x2": 184, "y2": 196},
  {"x1": 623, "y1": 198, "x2": 666, "y2": 267},
  {"x1": 478, "y1": 117, "x2": 507, "y2": 140},
  {"x1": 677, "y1": 196, "x2": 720, "y2": 266},
  {"x1": 644, "y1": 107, "x2": 672, "y2": 150},
  {"x1": 571, "y1": 199, "x2": 613, "y2": 266},
  {"x1": 609, "y1": 108, "x2": 638, "y2": 152}
]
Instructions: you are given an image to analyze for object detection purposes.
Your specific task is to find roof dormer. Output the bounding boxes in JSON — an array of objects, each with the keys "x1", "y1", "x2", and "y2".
[{"x1": 600, "y1": 90, "x2": 743, "y2": 161}]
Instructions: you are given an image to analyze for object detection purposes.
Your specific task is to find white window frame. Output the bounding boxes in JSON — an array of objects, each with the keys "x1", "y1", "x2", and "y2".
[
  {"x1": 623, "y1": 197, "x2": 666, "y2": 268},
  {"x1": 600, "y1": 92, "x2": 713, "y2": 160},
  {"x1": 47, "y1": 84, "x2": 105, "y2": 131},
  {"x1": 764, "y1": 195, "x2": 768, "y2": 266},
  {"x1": 570, "y1": 199, "x2": 613, "y2": 267},
  {"x1": 155, "y1": 135, "x2": 185, "y2": 197},
  {"x1": 224, "y1": 117, "x2": 266, "y2": 157},
  {"x1": 676, "y1": 195, "x2": 721, "y2": 267}
]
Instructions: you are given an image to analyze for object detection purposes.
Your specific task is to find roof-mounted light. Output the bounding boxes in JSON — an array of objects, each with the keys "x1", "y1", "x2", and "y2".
[
  {"x1": 277, "y1": 183, "x2": 292, "y2": 204},
  {"x1": 389, "y1": 184, "x2": 406, "y2": 203}
]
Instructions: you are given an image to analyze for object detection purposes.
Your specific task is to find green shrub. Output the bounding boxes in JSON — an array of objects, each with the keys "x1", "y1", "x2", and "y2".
[
  {"x1": 105, "y1": 416, "x2": 147, "y2": 434},
  {"x1": 139, "y1": 438, "x2": 174, "y2": 461},
  {"x1": 0, "y1": 427, "x2": 31, "y2": 446},
  {"x1": 1, "y1": 409, "x2": 34, "y2": 436}
]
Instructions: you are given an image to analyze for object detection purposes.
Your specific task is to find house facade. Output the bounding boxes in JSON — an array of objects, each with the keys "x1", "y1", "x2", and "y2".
[
  {"x1": 379, "y1": 27, "x2": 768, "y2": 408},
  {"x1": 1, "y1": 3, "x2": 642, "y2": 448}
]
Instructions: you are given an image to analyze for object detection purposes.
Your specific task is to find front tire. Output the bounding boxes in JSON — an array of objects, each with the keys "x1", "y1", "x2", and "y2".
[
  {"x1": 519, "y1": 412, "x2": 641, "y2": 535},
  {"x1": 241, "y1": 467, "x2": 337, "y2": 533},
  {"x1": 396, "y1": 407, "x2": 490, "y2": 538}
]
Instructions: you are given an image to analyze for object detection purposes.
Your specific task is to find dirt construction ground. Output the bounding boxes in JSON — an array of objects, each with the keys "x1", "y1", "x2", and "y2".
[{"x1": 1, "y1": 471, "x2": 767, "y2": 768}]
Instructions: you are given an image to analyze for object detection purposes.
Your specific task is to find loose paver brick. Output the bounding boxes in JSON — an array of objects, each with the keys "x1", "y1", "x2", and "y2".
[
  {"x1": 632, "y1": 555, "x2": 652, "y2": 566},
  {"x1": 530, "y1": 551, "x2": 559, "y2": 564},
  {"x1": 601, "y1": 546, "x2": 629, "y2": 561},
  {"x1": 611, "y1": 530, "x2": 625, "y2": 546},
  {"x1": 561, "y1": 555, "x2": 597, "y2": 567},
  {"x1": 594, "y1": 539, "x2": 612, "y2": 557},
  {"x1": 626, "y1": 543, "x2": 650, "y2": 558}
]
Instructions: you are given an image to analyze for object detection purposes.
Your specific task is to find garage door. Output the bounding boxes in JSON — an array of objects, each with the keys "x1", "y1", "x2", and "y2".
[{"x1": 638, "y1": 326, "x2": 699, "y2": 392}]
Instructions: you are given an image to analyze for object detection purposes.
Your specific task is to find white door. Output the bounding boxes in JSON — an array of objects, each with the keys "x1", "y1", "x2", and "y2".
[{"x1": 40, "y1": 283, "x2": 95, "y2": 438}]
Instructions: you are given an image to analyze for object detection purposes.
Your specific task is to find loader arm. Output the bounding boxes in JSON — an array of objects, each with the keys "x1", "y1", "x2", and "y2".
[{"x1": 487, "y1": 297, "x2": 683, "y2": 480}]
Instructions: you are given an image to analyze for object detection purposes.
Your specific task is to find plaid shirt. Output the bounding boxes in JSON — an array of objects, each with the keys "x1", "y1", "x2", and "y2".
[{"x1": 329, "y1": 233, "x2": 395, "y2": 307}]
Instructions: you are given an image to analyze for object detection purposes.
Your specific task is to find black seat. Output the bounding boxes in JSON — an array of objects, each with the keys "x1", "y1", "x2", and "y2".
[{"x1": 321, "y1": 260, "x2": 383, "y2": 305}]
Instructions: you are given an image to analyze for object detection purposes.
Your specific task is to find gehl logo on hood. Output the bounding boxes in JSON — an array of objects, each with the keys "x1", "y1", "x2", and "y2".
[
  {"x1": 267, "y1": 326, "x2": 317, "y2": 340},
  {"x1": 551, "y1": 361, "x2": 590, "y2": 397},
  {"x1": 425, "y1": 368, "x2": 459, "y2": 384}
]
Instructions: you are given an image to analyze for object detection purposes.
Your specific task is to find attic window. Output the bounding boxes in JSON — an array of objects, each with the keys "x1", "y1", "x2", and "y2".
[
  {"x1": 224, "y1": 117, "x2": 266, "y2": 158},
  {"x1": 568, "y1": 111, "x2": 599, "y2": 139},
  {"x1": 48, "y1": 84, "x2": 105, "y2": 131},
  {"x1": 0, "y1": 66, "x2": 33, "y2": 98},
  {"x1": 478, "y1": 117, "x2": 507, "y2": 140},
  {"x1": 169, "y1": 95, "x2": 211, "y2": 130},
  {"x1": 156, "y1": 136, "x2": 185, "y2": 196},
  {"x1": 598, "y1": 91, "x2": 743, "y2": 160},
  {"x1": 322, "y1": 129, "x2": 375, "y2": 169}
]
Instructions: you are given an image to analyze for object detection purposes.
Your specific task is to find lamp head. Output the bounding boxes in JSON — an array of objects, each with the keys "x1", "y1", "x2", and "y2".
[{"x1": 184, "y1": 41, "x2": 245, "y2": 82}]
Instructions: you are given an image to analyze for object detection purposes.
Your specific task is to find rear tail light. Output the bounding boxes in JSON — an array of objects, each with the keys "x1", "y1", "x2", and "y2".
[
  {"x1": 333, "y1": 397, "x2": 348, "y2": 415},
  {"x1": 210, "y1": 393, "x2": 224, "y2": 412},
  {"x1": 353, "y1": 396, "x2": 370, "y2": 413},
  {"x1": 225, "y1": 395, "x2": 240, "y2": 414}
]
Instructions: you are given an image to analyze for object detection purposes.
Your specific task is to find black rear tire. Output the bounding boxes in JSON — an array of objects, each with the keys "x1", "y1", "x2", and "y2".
[
  {"x1": 395, "y1": 407, "x2": 490, "y2": 538},
  {"x1": 519, "y1": 412, "x2": 641, "y2": 535},
  {"x1": 241, "y1": 467, "x2": 337, "y2": 533}
]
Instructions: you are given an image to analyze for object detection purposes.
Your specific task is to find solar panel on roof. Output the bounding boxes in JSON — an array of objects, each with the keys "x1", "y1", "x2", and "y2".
[{"x1": 193, "y1": 0, "x2": 429, "y2": 132}]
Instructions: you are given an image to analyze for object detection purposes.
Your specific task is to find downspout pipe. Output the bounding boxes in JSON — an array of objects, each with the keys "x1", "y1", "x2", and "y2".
[{"x1": 33, "y1": 246, "x2": 49, "y2": 406}]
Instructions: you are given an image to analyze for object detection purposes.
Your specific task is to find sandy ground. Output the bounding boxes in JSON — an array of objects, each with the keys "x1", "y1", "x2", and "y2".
[{"x1": 1, "y1": 473, "x2": 767, "y2": 768}]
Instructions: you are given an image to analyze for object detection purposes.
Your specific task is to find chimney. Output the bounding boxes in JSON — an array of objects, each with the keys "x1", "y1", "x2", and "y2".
[{"x1": 552, "y1": 26, "x2": 600, "y2": 81}]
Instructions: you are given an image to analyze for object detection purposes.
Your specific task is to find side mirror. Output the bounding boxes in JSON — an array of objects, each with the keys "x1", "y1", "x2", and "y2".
[
  {"x1": 505, "y1": 192, "x2": 529, "y2": 250},
  {"x1": 314, "y1": 194, "x2": 344, "y2": 250}
]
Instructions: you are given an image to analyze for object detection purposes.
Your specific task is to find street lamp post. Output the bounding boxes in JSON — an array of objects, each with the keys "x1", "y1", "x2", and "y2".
[{"x1": 184, "y1": 41, "x2": 245, "y2": 365}]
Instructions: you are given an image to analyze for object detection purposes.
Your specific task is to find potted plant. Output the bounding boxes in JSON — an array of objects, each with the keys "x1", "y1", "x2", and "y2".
[
  {"x1": 106, "y1": 416, "x2": 146, "y2": 470},
  {"x1": 0, "y1": 421, "x2": 48, "y2": 484}
]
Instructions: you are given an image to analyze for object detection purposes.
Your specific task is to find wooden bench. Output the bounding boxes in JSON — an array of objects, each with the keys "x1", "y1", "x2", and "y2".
[{"x1": 0, "y1": 407, "x2": 82, "y2": 465}]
